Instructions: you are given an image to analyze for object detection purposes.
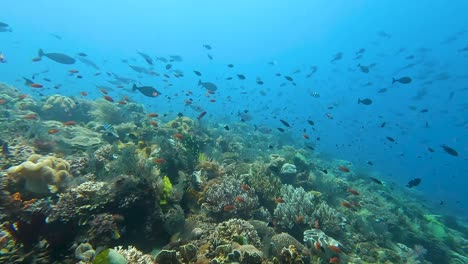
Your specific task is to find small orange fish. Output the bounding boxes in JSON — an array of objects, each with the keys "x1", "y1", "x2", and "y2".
[
  {"x1": 149, "y1": 120, "x2": 158, "y2": 127},
  {"x1": 63, "y1": 121, "x2": 77, "y2": 126},
  {"x1": 0, "y1": 99, "x2": 6, "y2": 104},
  {"x1": 103, "y1": 95, "x2": 114, "y2": 102},
  {"x1": 328, "y1": 245, "x2": 342, "y2": 253},
  {"x1": 296, "y1": 215, "x2": 304, "y2": 224},
  {"x1": 18, "y1": 94, "x2": 28, "y2": 100},
  {"x1": 235, "y1": 195, "x2": 244, "y2": 203},
  {"x1": 173, "y1": 133, "x2": 183, "y2": 140},
  {"x1": 223, "y1": 205, "x2": 235, "y2": 212},
  {"x1": 338, "y1": 166, "x2": 350, "y2": 172},
  {"x1": 80, "y1": 91, "x2": 88, "y2": 96},
  {"x1": 341, "y1": 201, "x2": 352, "y2": 208},
  {"x1": 48, "y1": 129, "x2": 60, "y2": 134},
  {"x1": 275, "y1": 197, "x2": 285, "y2": 203},
  {"x1": 240, "y1": 183, "x2": 250, "y2": 191},
  {"x1": 69, "y1": 69, "x2": 79, "y2": 73},
  {"x1": 329, "y1": 257, "x2": 340, "y2": 264},
  {"x1": 184, "y1": 100, "x2": 193, "y2": 105},
  {"x1": 117, "y1": 100, "x2": 127, "y2": 105},
  {"x1": 303, "y1": 134, "x2": 310, "y2": 139},
  {"x1": 314, "y1": 219, "x2": 319, "y2": 229},
  {"x1": 23, "y1": 114, "x2": 38, "y2": 120},
  {"x1": 147, "y1": 113, "x2": 159, "y2": 117},
  {"x1": 153, "y1": 158, "x2": 166, "y2": 164},
  {"x1": 314, "y1": 241, "x2": 322, "y2": 250},
  {"x1": 100, "y1": 88, "x2": 108, "y2": 94},
  {"x1": 28, "y1": 83, "x2": 43, "y2": 88},
  {"x1": 32, "y1": 57, "x2": 41, "y2": 62},
  {"x1": 347, "y1": 189, "x2": 359, "y2": 195}
]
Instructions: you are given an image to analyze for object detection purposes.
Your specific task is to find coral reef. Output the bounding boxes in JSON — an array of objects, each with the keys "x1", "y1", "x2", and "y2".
[
  {"x1": 6, "y1": 154, "x2": 71, "y2": 194},
  {"x1": 273, "y1": 185, "x2": 316, "y2": 230},
  {"x1": 202, "y1": 175, "x2": 261, "y2": 220}
]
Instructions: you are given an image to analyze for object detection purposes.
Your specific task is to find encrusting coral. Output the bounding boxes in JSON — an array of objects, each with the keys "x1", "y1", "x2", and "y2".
[{"x1": 7, "y1": 154, "x2": 71, "y2": 194}]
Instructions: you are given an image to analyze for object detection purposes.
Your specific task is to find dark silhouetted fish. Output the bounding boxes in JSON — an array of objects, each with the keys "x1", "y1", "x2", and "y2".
[
  {"x1": 79, "y1": 57, "x2": 99, "y2": 70},
  {"x1": 358, "y1": 98, "x2": 373, "y2": 105},
  {"x1": 386, "y1": 136, "x2": 395, "y2": 142},
  {"x1": 193, "y1": 70, "x2": 202, "y2": 76},
  {"x1": 279, "y1": 119, "x2": 290, "y2": 127},
  {"x1": 331, "y1": 52, "x2": 343, "y2": 62},
  {"x1": 284, "y1": 76, "x2": 294, "y2": 82},
  {"x1": 369, "y1": 177, "x2": 383, "y2": 185},
  {"x1": 38, "y1": 49, "x2": 75, "y2": 64},
  {"x1": 0, "y1": 22, "x2": 9, "y2": 27},
  {"x1": 137, "y1": 51, "x2": 153, "y2": 65},
  {"x1": 203, "y1": 44, "x2": 212, "y2": 50},
  {"x1": 237, "y1": 74, "x2": 246, "y2": 80},
  {"x1": 392, "y1": 76, "x2": 412, "y2": 84},
  {"x1": 406, "y1": 178, "x2": 421, "y2": 188},
  {"x1": 358, "y1": 64, "x2": 369, "y2": 73},
  {"x1": 132, "y1": 84, "x2": 161, "y2": 97},
  {"x1": 198, "y1": 80, "x2": 217, "y2": 91},
  {"x1": 440, "y1": 145, "x2": 458, "y2": 156}
]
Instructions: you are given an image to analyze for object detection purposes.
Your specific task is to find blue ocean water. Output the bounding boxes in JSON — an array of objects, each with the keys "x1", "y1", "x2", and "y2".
[{"x1": 1, "y1": 0, "x2": 467, "y2": 221}]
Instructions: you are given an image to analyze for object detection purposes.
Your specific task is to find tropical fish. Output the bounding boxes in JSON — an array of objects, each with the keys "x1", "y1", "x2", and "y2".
[
  {"x1": 198, "y1": 80, "x2": 217, "y2": 91},
  {"x1": 358, "y1": 98, "x2": 373, "y2": 105},
  {"x1": 392, "y1": 76, "x2": 412, "y2": 84},
  {"x1": 369, "y1": 177, "x2": 383, "y2": 185},
  {"x1": 203, "y1": 44, "x2": 212, "y2": 50},
  {"x1": 440, "y1": 144, "x2": 458, "y2": 156},
  {"x1": 358, "y1": 64, "x2": 369, "y2": 73},
  {"x1": 279, "y1": 119, "x2": 290, "y2": 127},
  {"x1": 406, "y1": 178, "x2": 422, "y2": 188},
  {"x1": 0, "y1": 52, "x2": 6, "y2": 63},
  {"x1": 38, "y1": 49, "x2": 75, "y2": 64},
  {"x1": 338, "y1": 166, "x2": 350, "y2": 172},
  {"x1": 132, "y1": 84, "x2": 161, "y2": 97},
  {"x1": 331, "y1": 52, "x2": 343, "y2": 62},
  {"x1": 136, "y1": 51, "x2": 153, "y2": 65},
  {"x1": 193, "y1": 70, "x2": 202, "y2": 76}
]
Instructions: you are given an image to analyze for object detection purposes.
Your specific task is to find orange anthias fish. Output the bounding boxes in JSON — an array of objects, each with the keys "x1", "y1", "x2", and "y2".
[
  {"x1": 153, "y1": 158, "x2": 166, "y2": 164},
  {"x1": 328, "y1": 245, "x2": 342, "y2": 253},
  {"x1": 0, "y1": 99, "x2": 6, "y2": 104},
  {"x1": 329, "y1": 256, "x2": 340, "y2": 263},
  {"x1": 80, "y1": 91, "x2": 88, "y2": 96},
  {"x1": 48, "y1": 129, "x2": 60, "y2": 134},
  {"x1": 23, "y1": 114, "x2": 38, "y2": 120},
  {"x1": 347, "y1": 189, "x2": 360, "y2": 195},
  {"x1": 303, "y1": 134, "x2": 310, "y2": 139},
  {"x1": 223, "y1": 205, "x2": 235, "y2": 212},
  {"x1": 275, "y1": 197, "x2": 285, "y2": 203},
  {"x1": 240, "y1": 183, "x2": 250, "y2": 191},
  {"x1": 341, "y1": 201, "x2": 352, "y2": 208},
  {"x1": 147, "y1": 113, "x2": 159, "y2": 117},
  {"x1": 295, "y1": 215, "x2": 304, "y2": 224},
  {"x1": 173, "y1": 133, "x2": 183, "y2": 140},
  {"x1": 63, "y1": 121, "x2": 77, "y2": 126},
  {"x1": 100, "y1": 88, "x2": 108, "y2": 94},
  {"x1": 103, "y1": 95, "x2": 114, "y2": 102},
  {"x1": 338, "y1": 166, "x2": 350, "y2": 172},
  {"x1": 29, "y1": 83, "x2": 43, "y2": 88},
  {"x1": 149, "y1": 120, "x2": 158, "y2": 127},
  {"x1": 235, "y1": 195, "x2": 244, "y2": 203}
]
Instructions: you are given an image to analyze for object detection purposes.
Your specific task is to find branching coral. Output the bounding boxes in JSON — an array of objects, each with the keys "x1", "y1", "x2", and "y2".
[
  {"x1": 273, "y1": 185, "x2": 316, "y2": 230},
  {"x1": 202, "y1": 175, "x2": 260, "y2": 220}
]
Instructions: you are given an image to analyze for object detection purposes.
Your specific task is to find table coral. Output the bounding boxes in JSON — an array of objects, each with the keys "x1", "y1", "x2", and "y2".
[{"x1": 6, "y1": 154, "x2": 71, "y2": 194}]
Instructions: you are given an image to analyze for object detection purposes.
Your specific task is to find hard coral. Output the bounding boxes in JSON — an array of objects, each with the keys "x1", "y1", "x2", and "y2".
[
  {"x1": 273, "y1": 185, "x2": 316, "y2": 230},
  {"x1": 7, "y1": 154, "x2": 71, "y2": 194}
]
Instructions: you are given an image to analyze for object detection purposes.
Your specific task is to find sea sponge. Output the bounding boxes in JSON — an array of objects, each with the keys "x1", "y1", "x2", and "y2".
[{"x1": 7, "y1": 154, "x2": 71, "y2": 194}]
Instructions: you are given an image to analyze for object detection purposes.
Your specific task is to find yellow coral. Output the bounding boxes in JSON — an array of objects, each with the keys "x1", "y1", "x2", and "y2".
[{"x1": 7, "y1": 154, "x2": 71, "y2": 194}]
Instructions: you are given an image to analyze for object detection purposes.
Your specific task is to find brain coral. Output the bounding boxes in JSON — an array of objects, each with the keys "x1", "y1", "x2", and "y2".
[{"x1": 7, "y1": 154, "x2": 71, "y2": 194}]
